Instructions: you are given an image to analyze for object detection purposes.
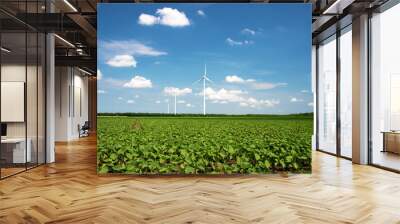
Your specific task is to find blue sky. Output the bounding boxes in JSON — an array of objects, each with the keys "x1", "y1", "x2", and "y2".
[{"x1": 98, "y1": 3, "x2": 312, "y2": 114}]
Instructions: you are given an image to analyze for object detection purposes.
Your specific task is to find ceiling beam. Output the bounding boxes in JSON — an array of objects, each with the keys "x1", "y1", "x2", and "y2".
[
  {"x1": 67, "y1": 13, "x2": 97, "y2": 38},
  {"x1": 323, "y1": 0, "x2": 356, "y2": 14},
  {"x1": 55, "y1": 55, "x2": 96, "y2": 71}
]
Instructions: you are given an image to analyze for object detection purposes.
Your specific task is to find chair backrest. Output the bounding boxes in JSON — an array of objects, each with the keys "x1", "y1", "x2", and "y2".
[{"x1": 82, "y1": 121, "x2": 90, "y2": 129}]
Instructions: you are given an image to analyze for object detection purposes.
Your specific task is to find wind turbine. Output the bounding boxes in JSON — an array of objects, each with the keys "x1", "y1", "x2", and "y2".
[
  {"x1": 166, "y1": 99, "x2": 170, "y2": 114},
  {"x1": 193, "y1": 64, "x2": 213, "y2": 115}
]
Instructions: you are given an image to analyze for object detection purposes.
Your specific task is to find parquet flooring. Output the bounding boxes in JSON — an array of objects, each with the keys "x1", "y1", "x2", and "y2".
[{"x1": 1, "y1": 135, "x2": 400, "y2": 223}]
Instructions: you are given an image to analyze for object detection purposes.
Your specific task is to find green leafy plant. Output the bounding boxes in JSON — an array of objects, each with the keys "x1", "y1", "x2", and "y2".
[{"x1": 97, "y1": 116, "x2": 312, "y2": 174}]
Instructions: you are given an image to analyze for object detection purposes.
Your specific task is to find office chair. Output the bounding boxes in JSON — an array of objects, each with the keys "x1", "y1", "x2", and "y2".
[{"x1": 79, "y1": 121, "x2": 90, "y2": 138}]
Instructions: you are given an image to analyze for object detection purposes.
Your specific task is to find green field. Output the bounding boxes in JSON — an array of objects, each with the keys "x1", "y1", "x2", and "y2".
[{"x1": 97, "y1": 115, "x2": 312, "y2": 174}]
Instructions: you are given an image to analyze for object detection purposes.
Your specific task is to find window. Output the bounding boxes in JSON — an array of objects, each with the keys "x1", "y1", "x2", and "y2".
[
  {"x1": 317, "y1": 35, "x2": 337, "y2": 154},
  {"x1": 339, "y1": 26, "x2": 352, "y2": 158},
  {"x1": 370, "y1": 2, "x2": 400, "y2": 171}
]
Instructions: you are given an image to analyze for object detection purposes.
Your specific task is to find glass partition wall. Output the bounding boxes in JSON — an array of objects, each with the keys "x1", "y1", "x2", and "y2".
[
  {"x1": 0, "y1": 2, "x2": 46, "y2": 179},
  {"x1": 316, "y1": 25, "x2": 352, "y2": 159},
  {"x1": 315, "y1": 0, "x2": 400, "y2": 172},
  {"x1": 370, "y1": 2, "x2": 400, "y2": 171},
  {"x1": 0, "y1": 30, "x2": 27, "y2": 177}
]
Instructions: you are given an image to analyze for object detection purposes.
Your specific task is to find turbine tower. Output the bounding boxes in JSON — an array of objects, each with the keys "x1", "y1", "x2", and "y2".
[
  {"x1": 174, "y1": 94, "x2": 177, "y2": 115},
  {"x1": 166, "y1": 99, "x2": 170, "y2": 114},
  {"x1": 194, "y1": 64, "x2": 213, "y2": 115}
]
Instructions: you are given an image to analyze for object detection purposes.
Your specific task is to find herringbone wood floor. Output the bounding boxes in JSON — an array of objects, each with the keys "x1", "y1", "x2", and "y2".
[{"x1": 1, "y1": 136, "x2": 400, "y2": 224}]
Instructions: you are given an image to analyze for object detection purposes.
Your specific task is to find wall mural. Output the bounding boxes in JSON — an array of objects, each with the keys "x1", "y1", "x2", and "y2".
[{"x1": 97, "y1": 3, "x2": 313, "y2": 174}]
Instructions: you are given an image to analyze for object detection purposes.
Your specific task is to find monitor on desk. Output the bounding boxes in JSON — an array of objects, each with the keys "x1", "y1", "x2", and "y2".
[{"x1": 1, "y1": 123, "x2": 7, "y2": 138}]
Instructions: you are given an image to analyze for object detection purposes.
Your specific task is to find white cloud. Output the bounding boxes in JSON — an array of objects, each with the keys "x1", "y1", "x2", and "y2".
[
  {"x1": 117, "y1": 97, "x2": 123, "y2": 100},
  {"x1": 154, "y1": 61, "x2": 161, "y2": 65},
  {"x1": 127, "y1": 100, "x2": 135, "y2": 104},
  {"x1": 241, "y1": 28, "x2": 256, "y2": 35},
  {"x1": 155, "y1": 100, "x2": 161, "y2": 104},
  {"x1": 308, "y1": 102, "x2": 314, "y2": 107},
  {"x1": 226, "y1": 38, "x2": 242, "y2": 46},
  {"x1": 106, "y1": 55, "x2": 137, "y2": 67},
  {"x1": 164, "y1": 87, "x2": 192, "y2": 96},
  {"x1": 251, "y1": 82, "x2": 287, "y2": 90},
  {"x1": 97, "y1": 69, "x2": 102, "y2": 80},
  {"x1": 158, "y1": 8, "x2": 191, "y2": 27},
  {"x1": 239, "y1": 98, "x2": 280, "y2": 108},
  {"x1": 226, "y1": 38, "x2": 253, "y2": 46},
  {"x1": 204, "y1": 87, "x2": 279, "y2": 108},
  {"x1": 204, "y1": 87, "x2": 247, "y2": 103},
  {"x1": 290, "y1": 97, "x2": 304, "y2": 103},
  {"x1": 103, "y1": 78, "x2": 126, "y2": 87},
  {"x1": 225, "y1": 75, "x2": 287, "y2": 90},
  {"x1": 301, "y1": 90, "x2": 309, "y2": 93},
  {"x1": 100, "y1": 40, "x2": 167, "y2": 57},
  {"x1": 197, "y1": 10, "x2": 205, "y2": 16},
  {"x1": 98, "y1": 90, "x2": 106, "y2": 94},
  {"x1": 225, "y1": 75, "x2": 255, "y2": 84},
  {"x1": 212, "y1": 100, "x2": 228, "y2": 104},
  {"x1": 177, "y1": 100, "x2": 185, "y2": 104},
  {"x1": 135, "y1": 94, "x2": 140, "y2": 98},
  {"x1": 123, "y1": 76, "x2": 152, "y2": 88},
  {"x1": 138, "y1": 8, "x2": 190, "y2": 27},
  {"x1": 138, "y1": 14, "x2": 159, "y2": 26},
  {"x1": 186, "y1": 103, "x2": 195, "y2": 107}
]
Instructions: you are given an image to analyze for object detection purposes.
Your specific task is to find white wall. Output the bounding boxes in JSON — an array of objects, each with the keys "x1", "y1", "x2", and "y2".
[
  {"x1": 1, "y1": 65, "x2": 41, "y2": 138},
  {"x1": 55, "y1": 67, "x2": 89, "y2": 141},
  {"x1": 70, "y1": 73, "x2": 89, "y2": 138},
  {"x1": 55, "y1": 66, "x2": 70, "y2": 141}
]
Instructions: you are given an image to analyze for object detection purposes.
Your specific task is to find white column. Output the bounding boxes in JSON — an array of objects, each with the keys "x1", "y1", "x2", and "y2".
[
  {"x1": 203, "y1": 77, "x2": 206, "y2": 115},
  {"x1": 352, "y1": 14, "x2": 369, "y2": 164},
  {"x1": 46, "y1": 33, "x2": 55, "y2": 163}
]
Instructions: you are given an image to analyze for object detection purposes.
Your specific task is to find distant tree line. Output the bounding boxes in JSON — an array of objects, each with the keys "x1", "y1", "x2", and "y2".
[{"x1": 97, "y1": 112, "x2": 313, "y2": 119}]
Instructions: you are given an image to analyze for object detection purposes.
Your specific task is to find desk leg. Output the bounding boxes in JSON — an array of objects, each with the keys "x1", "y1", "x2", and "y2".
[{"x1": 382, "y1": 133, "x2": 386, "y2": 153}]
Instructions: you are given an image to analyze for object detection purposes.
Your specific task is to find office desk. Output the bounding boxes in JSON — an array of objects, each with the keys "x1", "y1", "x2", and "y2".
[
  {"x1": 382, "y1": 131, "x2": 400, "y2": 154},
  {"x1": 1, "y1": 138, "x2": 31, "y2": 163}
]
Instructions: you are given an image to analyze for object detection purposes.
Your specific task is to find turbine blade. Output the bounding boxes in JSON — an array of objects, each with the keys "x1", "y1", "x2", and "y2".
[
  {"x1": 204, "y1": 76, "x2": 213, "y2": 83},
  {"x1": 192, "y1": 77, "x2": 203, "y2": 85}
]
